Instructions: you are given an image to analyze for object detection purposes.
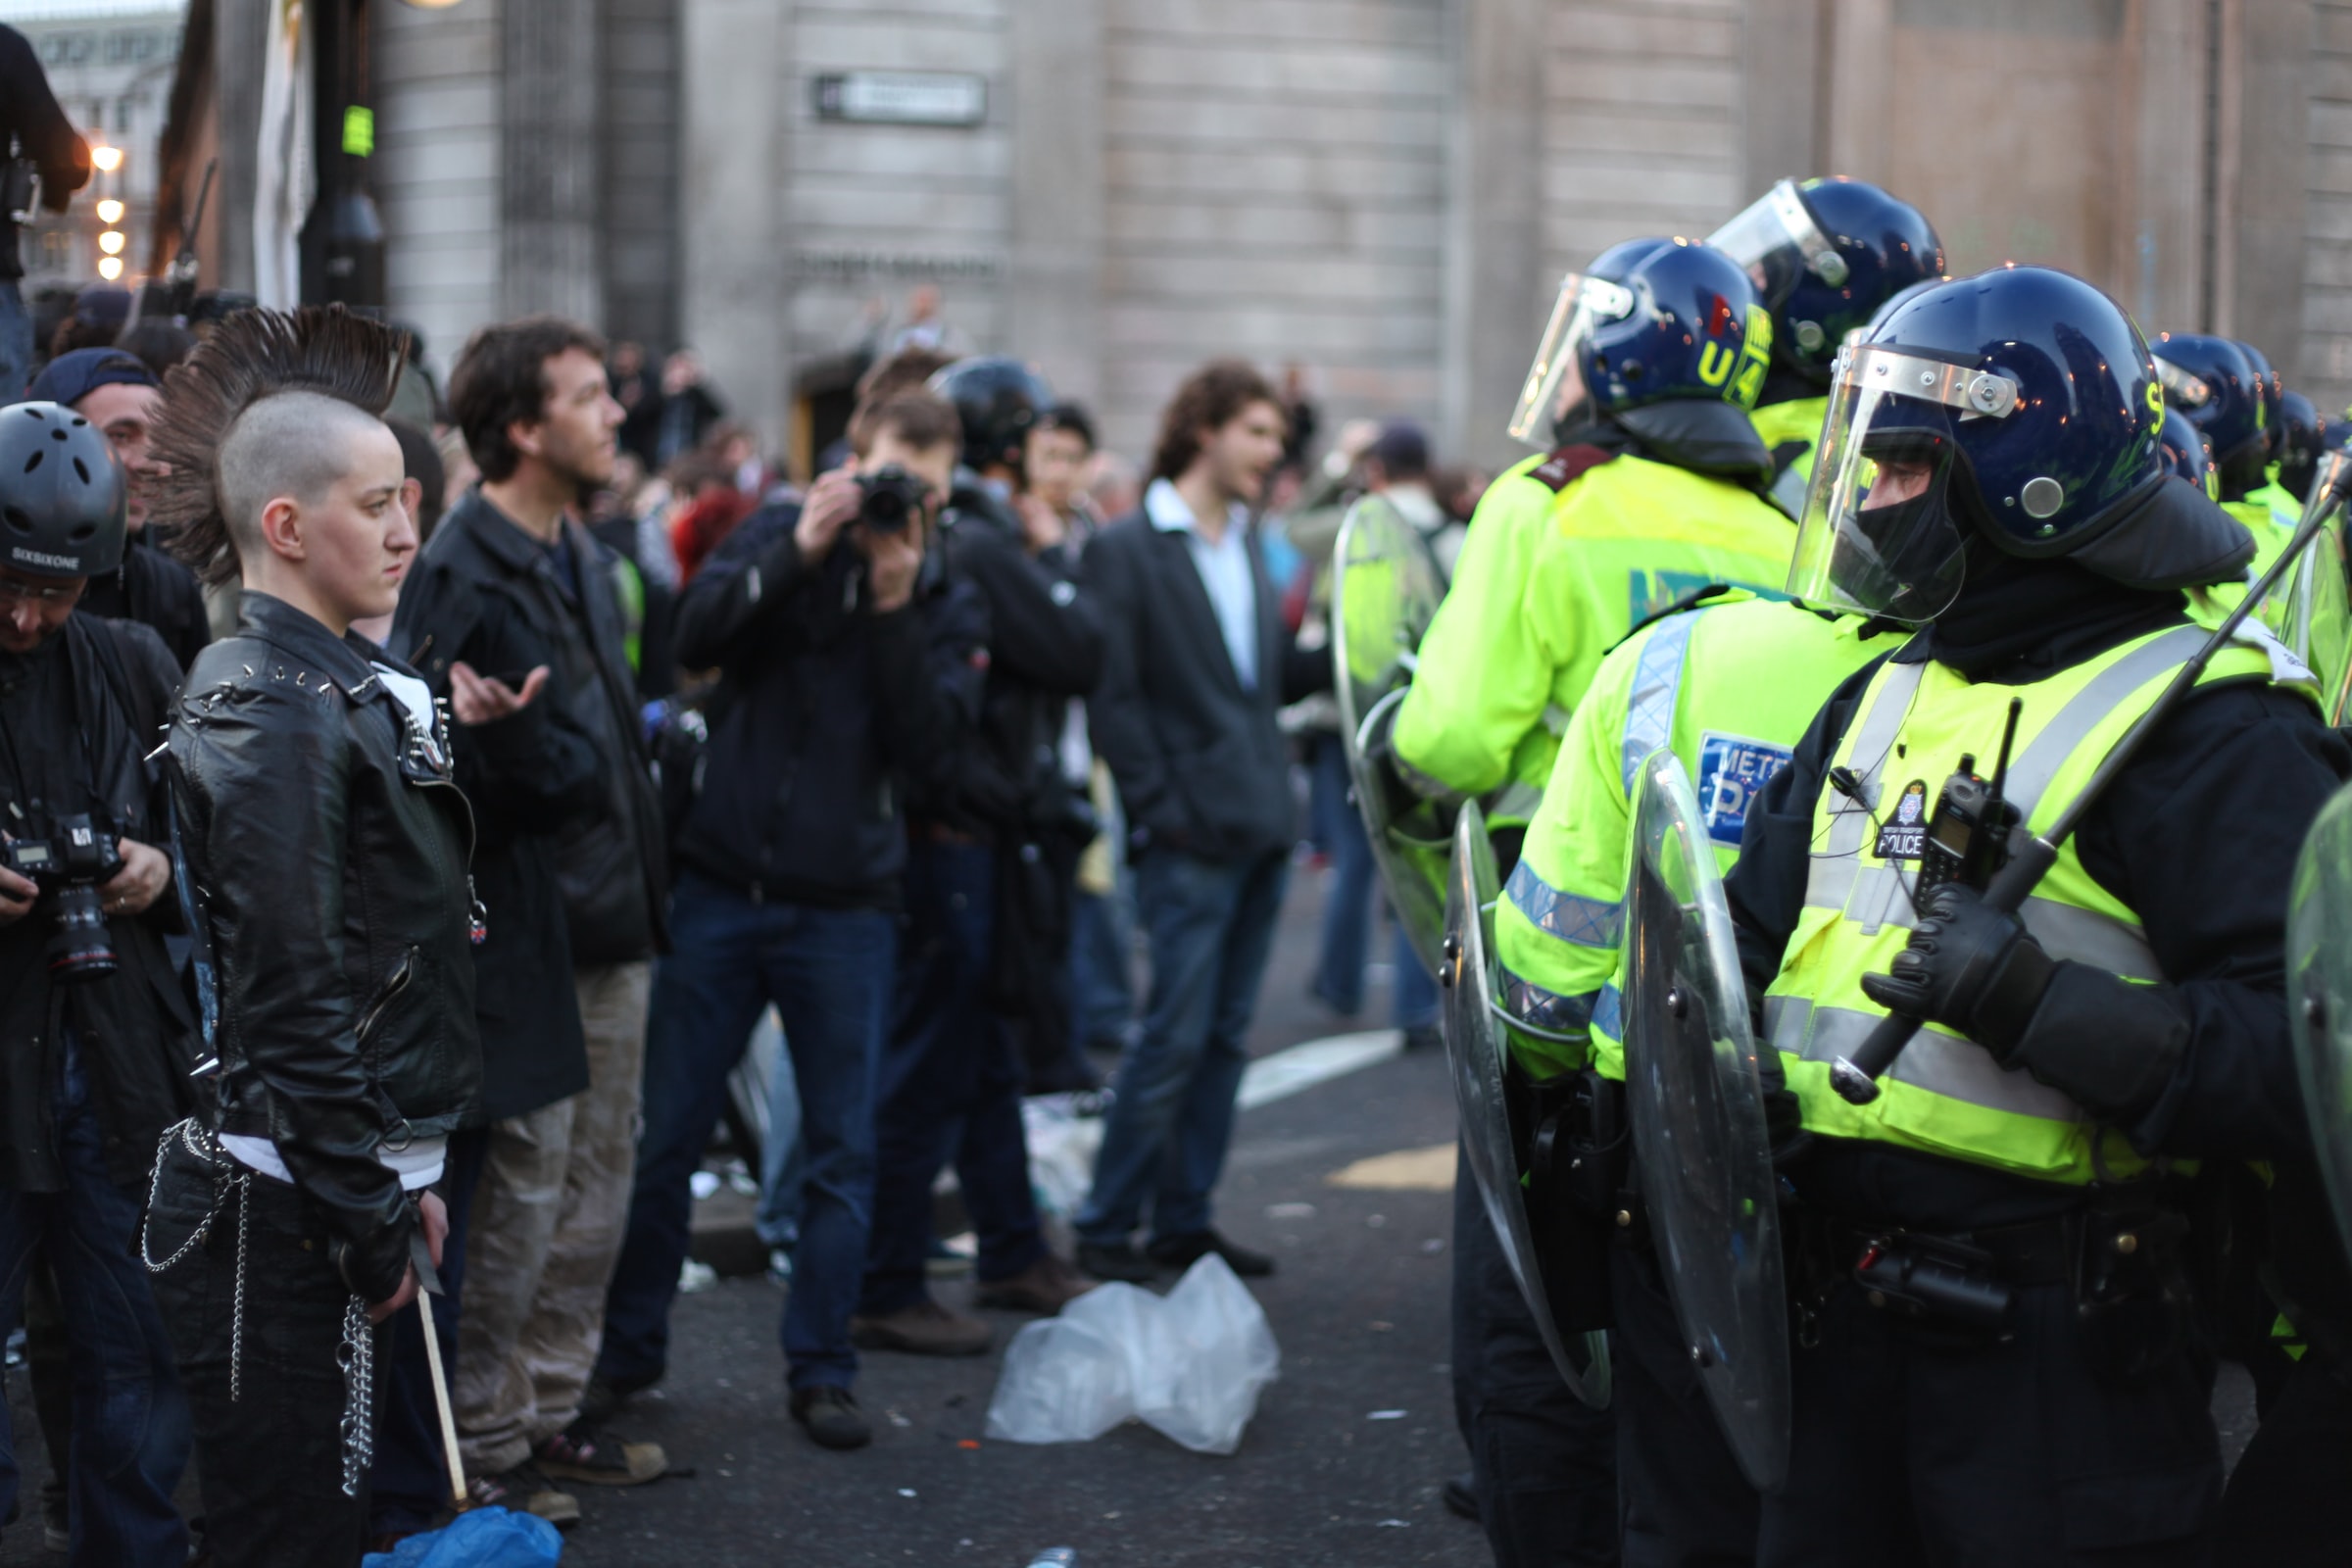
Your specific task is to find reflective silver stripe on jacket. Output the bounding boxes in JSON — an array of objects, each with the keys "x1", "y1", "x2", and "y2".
[
  {"x1": 1619, "y1": 611, "x2": 1697, "y2": 793},
  {"x1": 1504, "y1": 858, "x2": 1623, "y2": 949},
  {"x1": 1499, "y1": 967, "x2": 1598, "y2": 1036},
  {"x1": 1763, "y1": 995, "x2": 2082, "y2": 1123},
  {"x1": 1487, "y1": 779, "x2": 1546, "y2": 824}
]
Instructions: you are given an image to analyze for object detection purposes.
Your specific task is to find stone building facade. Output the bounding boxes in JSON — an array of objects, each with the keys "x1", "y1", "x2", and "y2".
[{"x1": 187, "y1": 0, "x2": 2352, "y2": 471}]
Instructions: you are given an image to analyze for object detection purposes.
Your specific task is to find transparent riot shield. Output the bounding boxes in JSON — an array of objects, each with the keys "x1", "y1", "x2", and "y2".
[
  {"x1": 1443, "y1": 803, "x2": 1612, "y2": 1408},
  {"x1": 2291, "y1": 780, "x2": 2352, "y2": 1268},
  {"x1": 1622, "y1": 750, "x2": 1791, "y2": 1491},
  {"x1": 1335, "y1": 495, "x2": 1450, "y2": 971}
]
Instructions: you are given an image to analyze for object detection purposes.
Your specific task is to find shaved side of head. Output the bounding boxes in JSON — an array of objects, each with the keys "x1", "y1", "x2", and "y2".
[{"x1": 216, "y1": 392, "x2": 391, "y2": 563}]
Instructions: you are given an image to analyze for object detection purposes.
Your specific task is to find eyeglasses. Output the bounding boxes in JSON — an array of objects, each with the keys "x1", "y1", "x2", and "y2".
[{"x1": 0, "y1": 578, "x2": 83, "y2": 609}]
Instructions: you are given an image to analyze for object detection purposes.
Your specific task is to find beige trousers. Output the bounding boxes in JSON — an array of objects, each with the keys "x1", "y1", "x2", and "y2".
[{"x1": 455, "y1": 960, "x2": 651, "y2": 1474}]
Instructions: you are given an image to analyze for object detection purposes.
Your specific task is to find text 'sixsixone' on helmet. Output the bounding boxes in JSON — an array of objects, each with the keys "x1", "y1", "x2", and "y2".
[
  {"x1": 1786, "y1": 266, "x2": 2255, "y2": 623},
  {"x1": 1706, "y1": 176, "x2": 1945, "y2": 386},
  {"x1": 1507, "y1": 237, "x2": 1774, "y2": 447},
  {"x1": 0, "y1": 401, "x2": 126, "y2": 580}
]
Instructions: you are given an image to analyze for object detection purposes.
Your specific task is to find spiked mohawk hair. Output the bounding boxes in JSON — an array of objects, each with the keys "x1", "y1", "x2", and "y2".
[{"x1": 151, "y1": 305, "x2": 411, "y2": 587}]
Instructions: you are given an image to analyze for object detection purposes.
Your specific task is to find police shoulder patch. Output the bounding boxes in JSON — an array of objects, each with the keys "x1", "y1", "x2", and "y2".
[
  {"x1": 1531, "y1": 444, "x2": 1618, "y2": 493},
  {"x1": 1696, "y1": 730, "x2": 1794, "y2": 850}
]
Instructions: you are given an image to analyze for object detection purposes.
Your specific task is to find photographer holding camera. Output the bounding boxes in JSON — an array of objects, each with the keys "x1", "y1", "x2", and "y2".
[
  {"x1": 0, "y1": 402, "x2": 197, "y2": 1566},
  {"x1": 598, "y1": 387, "x2": 986, "y2": 1452}
]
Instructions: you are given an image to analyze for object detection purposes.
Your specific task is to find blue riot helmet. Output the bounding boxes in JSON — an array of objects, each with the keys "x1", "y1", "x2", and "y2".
[
  {"x1": 2150, "y1": 332, "x2": 2267, "y2": 498},
  {"x1": 1707, "y1": 177, "x2": 1944, "y2": 389},
  {"x1": 2278, "y1": 390, "x2": 2330, "y2": 503},
  {"x1": 1506, "y1": 237, "x2": 1772, "y2": 447},
  {"x1": 928, "y1": 356, "x2": 1054, "y2": 477},
  {"x1": 2156, "y1": 406, "x2": 2220, "y2": 500},
  {"x1": 1787, "y1": 267, "x2": 2252, "y2": 624}
]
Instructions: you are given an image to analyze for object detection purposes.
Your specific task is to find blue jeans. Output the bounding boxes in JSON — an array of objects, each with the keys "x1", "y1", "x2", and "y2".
[
  {"x1": 0, "y1": 1040, "x2": 191, "y2": 1567},
  {"x1": 1077, "y1": 848, "x2": 1287, "y2": 1247},
  {"x1": 863, "y1": 841, "x2": 1044, "y2": 1315},
  {"x1": 599, "y1": 873, "x2": 895, "y2": 1393},
  {"x1": 1311, "y1": 734, "x2": 1377, "y2": 1014},
  {"x1": 0, "y1": 279, "x2": 30, "y2": 400},
  {"x1": 754, "y1": 1011, "x2": 804, "y2": 1251}
]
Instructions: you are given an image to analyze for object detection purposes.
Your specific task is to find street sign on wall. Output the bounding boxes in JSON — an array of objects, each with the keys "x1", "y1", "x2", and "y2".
[{"x1": 811, "y1": 72, "x2": 988, "y2": 127}]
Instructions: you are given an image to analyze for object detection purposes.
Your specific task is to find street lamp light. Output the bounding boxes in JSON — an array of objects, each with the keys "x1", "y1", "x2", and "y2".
[
  {"x1": 96, "y1": 199, "x2": 122, "y2": 224},
  {"x1": 90, "y1": 145, "x2": 122, "y2": 173},
  {"x1": 97, "y1": 256, "x2": 122, "y2": 280},
  {"x1": 98, "y1": 230, "x2": 124, "y2": 255}
]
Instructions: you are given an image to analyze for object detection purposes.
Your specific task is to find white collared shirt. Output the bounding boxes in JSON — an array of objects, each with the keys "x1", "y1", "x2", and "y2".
[{"x1": 1145, "y1": 477, "x2": 1259, "y2": 691}]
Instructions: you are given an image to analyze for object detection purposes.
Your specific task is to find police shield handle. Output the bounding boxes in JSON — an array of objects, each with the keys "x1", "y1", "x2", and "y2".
[{"x1": 1829, "y1": 453, "x2": 2352, "y2": 1105}]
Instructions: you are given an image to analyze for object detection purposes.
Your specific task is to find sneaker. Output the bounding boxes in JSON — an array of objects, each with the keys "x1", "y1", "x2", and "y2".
[
  {"x1": 790, "y1": 1384, "x2": 872, "y2": 1450},
  {"x1": 1074, "y1": 1240, "x2": 1157, "y2": 1284},
  {"x1": 534, "y1": 1419, "x2": 667, "y2": 1486},
  {"x1": 579, "y1": 1367, "x2": 661, "y2": 1427},
  {"x1": 927, "y1": 1237, "x2": 974, "y2": 1279},
  {"x1": 468, "y1": 1463, "x2": 580, "y2": 1528},
  {"x1": 851, "y1": 1298, "x2": 994, "y2": 1356},
  {"x1": 973, "y1": 1252, "x2": 1098, "y2": 1315},
  {"x1": 1148, "y1": 1229, "x2": 1275, "y2": 1278},
  {"x1": 40, "y1": 1474, "x2": 64, "y2": 1553}
]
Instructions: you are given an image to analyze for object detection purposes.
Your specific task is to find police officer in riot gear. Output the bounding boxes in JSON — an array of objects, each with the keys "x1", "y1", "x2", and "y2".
[
  {"x1": 2273, "y1": 390, "x2": 2330, "y2": 504},
  {"x1": 1707, "y1": 176, "x2": 1945, "y2": 515},
  {"x1": 1731, "y1": 266, "x2": 2349, "y2": 1564}
]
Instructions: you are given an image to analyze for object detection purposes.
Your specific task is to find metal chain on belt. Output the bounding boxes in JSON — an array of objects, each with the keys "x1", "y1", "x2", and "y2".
[
  {"x1": 337, "y1": 1295, "x2": 374, "y2": 1497},
  {"x1": 140, "y1": 1118, "x2": 253, "y2": 1397}
]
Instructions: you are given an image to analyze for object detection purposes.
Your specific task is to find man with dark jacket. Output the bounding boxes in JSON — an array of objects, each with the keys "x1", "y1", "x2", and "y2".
[
  {"x1": 850, "y1": 358, "x2": 1104, "y2": 1357},
  {"x1": 0, "y1": 25, "x2": 87, "y2": 395},
  {"x1": 28, "y1": 348, "x2": 210, "y2": 669},
  {"x1": 393, "y1": 316, "x2": 671, "y2": 1500},
  {"x1": 0, "y1": 404, "x2": 194, "y2": 1566},
  {"x1": 1074, "y1": 359, "x2": 1329, "y2": 1283},
  {"x1": 597, "y1": 388, "x2": 982, "y2": 1452},
  {"x1": 144, "y1": 308, "x2": 475, "y2": 1566}
]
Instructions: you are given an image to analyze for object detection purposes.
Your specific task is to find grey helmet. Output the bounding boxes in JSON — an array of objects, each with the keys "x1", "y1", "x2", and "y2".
[{"x1": 0, "y1": 401, "x2": 125, "y2": 578}]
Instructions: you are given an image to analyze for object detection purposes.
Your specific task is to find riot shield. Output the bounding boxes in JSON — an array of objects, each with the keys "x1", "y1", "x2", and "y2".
[
  {"x1": 1335, "y1": 495, "x2": 1451, "y2": 970},
  {"x1": 1443, "y1": 803, "x2": 1612, "y2": 1408},
  {"x1": 1622, "y1": 749, "x2": 1791, "y2": 1492},
  {"x1": 2291, "y1": 780, "x2": 2352, "y2": 1268}
]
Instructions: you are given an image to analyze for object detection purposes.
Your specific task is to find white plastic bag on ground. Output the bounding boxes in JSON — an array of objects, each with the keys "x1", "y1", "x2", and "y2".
[{"x1": 985, "y1": 1253, "x2": 1279, "y2": 1454}]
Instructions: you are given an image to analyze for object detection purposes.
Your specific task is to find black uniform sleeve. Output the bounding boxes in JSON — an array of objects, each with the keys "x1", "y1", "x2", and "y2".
[
  {"x1": 175, "y1": 693, "x2": 413, "y2": 1301},
  {"x1": 946, "y1": 519, "x2": 1102, "y2": 697},
  {"x1": 2071, "y1": 681, "x2": 2352, "y2": 1162},
  {"x1": 672, "y1": 505, "x2": 815, "y2": 672},
  {"x1": 0, "y1": 27, "x2": 89, "y2": 206}
]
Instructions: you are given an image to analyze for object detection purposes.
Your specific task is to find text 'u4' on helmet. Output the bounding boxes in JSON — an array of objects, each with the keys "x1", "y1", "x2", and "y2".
[
  {"x1": 1787, "y1": 266, "x2": 2252, "y2": 622},
  {"x1": 928, "y1": 356, "x2": 1055, "y2": 476},
  {"x1": 1506, "y1": 236, "x2": 1773, "y2": 447},
  {"x1": 0, "y1": 401, "x2": 126, "y2": 579},
  {"x1": 1707, "y1": 176, "x2": 1946, "y2": 388}
]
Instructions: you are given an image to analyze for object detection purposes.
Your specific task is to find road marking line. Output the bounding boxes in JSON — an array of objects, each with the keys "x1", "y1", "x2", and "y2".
[
  {"x1": 1238, "y1": 1030, "x2": 1405, "y2": 1111},
  {"x1": 1326, "y1": 1143, "x2": 1455, "y2": 1191}
]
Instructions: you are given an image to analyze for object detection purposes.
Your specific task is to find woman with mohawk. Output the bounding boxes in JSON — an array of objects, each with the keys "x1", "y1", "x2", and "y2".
[{"x1": 137, "y1": 306, "x2": 482, "y2": 1565}]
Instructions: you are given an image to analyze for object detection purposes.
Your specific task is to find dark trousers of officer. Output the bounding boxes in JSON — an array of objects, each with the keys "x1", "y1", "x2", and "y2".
[
  {"x1": 1451, "y1": 1147, "x2": 1621, "y2": 1567},
  {"x1": 1610, "y1": 1239, "x2": 1759, "y2": 1567},
  {"x1": 1758, "y1": 1280, "x2": 2221, "y2": 1566},
  {"x1": 2217, "y1": 1352, "x2": 2352, "y2": 1565}
]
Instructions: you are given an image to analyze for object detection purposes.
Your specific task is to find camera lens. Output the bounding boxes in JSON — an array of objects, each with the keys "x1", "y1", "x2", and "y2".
[
  {"x1": 46, "y1": 882, "x2": 118, "y2": 984},
  {"x1": 861, "y1": 486, "x2": 909, "y2": 532}
]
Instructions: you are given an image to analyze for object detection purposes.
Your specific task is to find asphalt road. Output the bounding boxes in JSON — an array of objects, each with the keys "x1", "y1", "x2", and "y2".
[{"x1": 0, "y1": 860, "x2": 2262, "y2": 1567}]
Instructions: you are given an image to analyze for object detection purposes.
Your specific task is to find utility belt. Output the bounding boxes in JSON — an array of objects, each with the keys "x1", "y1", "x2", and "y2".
[
  {"x1": 1529, "y1": 1069, "x2": 1640, "y2": 1332},
  {"x1": 1788, "y1": 1191, "x2": 2195, "y2": 1383}
]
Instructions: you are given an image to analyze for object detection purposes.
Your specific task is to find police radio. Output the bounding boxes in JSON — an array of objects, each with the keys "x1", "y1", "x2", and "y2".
[{"x1": 1914, "y1": 697, "x2": 2023, "y2": 900}]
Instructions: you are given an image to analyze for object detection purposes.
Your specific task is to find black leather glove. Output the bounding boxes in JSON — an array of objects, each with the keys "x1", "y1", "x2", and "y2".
[
  {"x1": 1858, "y1": 883, "x2": 2056, "y2": 1058},
  {"x1": 1755, "y1": 1037, "x2": 1812, "y2": 1168}
]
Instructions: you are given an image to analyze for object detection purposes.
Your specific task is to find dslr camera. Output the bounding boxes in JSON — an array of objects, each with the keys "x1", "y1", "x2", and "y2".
[
  {"x1": 855, "y1": 466, "x2": 928, "y2": 534},
  {"x1": 3, "y1": 811, "x2": 123, "y2": 984}
]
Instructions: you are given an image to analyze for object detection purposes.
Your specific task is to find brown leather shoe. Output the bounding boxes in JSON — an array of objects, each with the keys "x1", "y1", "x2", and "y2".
[
  {"x1": 850, "y1": 1297, "x2": 994, "y2": 1355},
  {"x1": 972, "y1": 1252, "x2": 1099, "y2": 1315}
]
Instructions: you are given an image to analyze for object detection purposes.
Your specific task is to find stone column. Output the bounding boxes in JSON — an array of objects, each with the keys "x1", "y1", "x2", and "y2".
[
  {"x1": 2119, "y1": 0, "x2": 2211, "y2": 332},
  {"x1": 2228, "y1": 0, "x2": 2309, "y2": 368},
  {"x1": 676, "y1": 0, "x2": 789, "y2": 455},
  {"x1": 1821, "y1": 0, "x2": 1892, "y2": 186},
  {"x1": 501, "y1": 0, "x2": 603, "y2": 323},
  {"x1": 1743, "y1": 0, "x2": 1824, "y2": 195},
  {"x1": 212, "y1": 0, "x2": 268, "y2": 293},
  {"x1": 1006, "y1": 0, "x2": 1103, "y2": 405},
  {"x1": 1440, "y1": 0, "x2": 1546, "y2": 471}
]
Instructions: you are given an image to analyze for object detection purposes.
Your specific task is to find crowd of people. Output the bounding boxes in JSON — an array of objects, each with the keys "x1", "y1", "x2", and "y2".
[{"x1": 0, "y1": 128, "x2": 1483, "y2": 1557}]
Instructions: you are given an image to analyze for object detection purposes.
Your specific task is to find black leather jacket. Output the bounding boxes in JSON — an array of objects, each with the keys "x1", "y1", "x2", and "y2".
[{"x1": 167, "y1": 594, "x2": 481, "y2": 1301}]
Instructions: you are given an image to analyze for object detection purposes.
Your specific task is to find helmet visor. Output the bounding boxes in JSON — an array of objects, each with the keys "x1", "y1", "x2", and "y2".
[
  {"x1": 2154, "y1": 356, "x2": 2214, "y2": 416},
  {"x1": 1507, "y1": 272, "x2": 1637, "y2": 447},
  {"x1": 1706, "y1": 179, "x2": 1849, "y2": 310},
  {"x1": 1785, "y1": 345, "x2": 2023, "y2": 621}
]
